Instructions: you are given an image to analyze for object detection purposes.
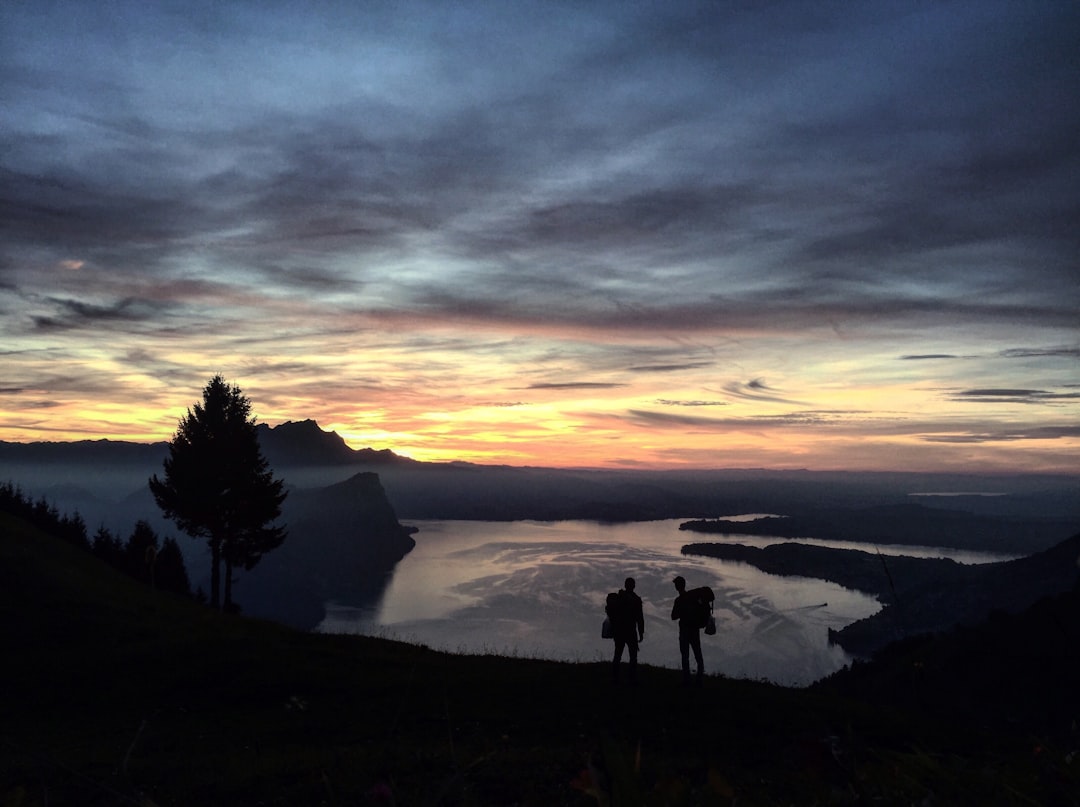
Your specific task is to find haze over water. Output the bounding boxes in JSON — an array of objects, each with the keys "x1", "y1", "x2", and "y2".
[{"x1": 318, "y1": 519, "x2": 1013, "y2": 687}]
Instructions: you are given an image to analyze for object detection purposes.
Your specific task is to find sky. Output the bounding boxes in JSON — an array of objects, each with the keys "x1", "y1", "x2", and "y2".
[{"x1": 1, "y1": 1, "x2": 1078, "y2": 473}]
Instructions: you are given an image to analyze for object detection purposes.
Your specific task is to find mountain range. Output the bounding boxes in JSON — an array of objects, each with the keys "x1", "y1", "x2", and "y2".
[{"x1": 2, "y1": 419, "x2": 1077, "y2": 534}]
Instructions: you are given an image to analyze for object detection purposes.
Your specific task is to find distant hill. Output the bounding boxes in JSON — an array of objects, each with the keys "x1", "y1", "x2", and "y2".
[
  {"x1": 238, "y1": 471, "x2": 417, "y2": 628},
  {"x1": 0, "y1": 436, "x2": 168, "y2": 465},
  {"x1": 0, "y1": 420, "x2": 417, "y2": 470},
  {"x1": 680, "y1": 502, "x2": 1080, "y2": 553},
  {"x1": 684, "y1": 533, "x2": 1080, "y2": 657}
]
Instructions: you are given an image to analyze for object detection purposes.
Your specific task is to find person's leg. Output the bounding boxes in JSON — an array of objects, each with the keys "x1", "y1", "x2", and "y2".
[
  {"x1": 612, "y1": 637, "x2": 625, "y2": 681},
  {"x1": 627, "y1": 637, "x2": 639, "y2": 683},
  {"x1": 679, "y1": 632, "x2": 691, "y2": 684},
  {"x1": 690, "y1": 632, "x2": 704, "y2": 684}
]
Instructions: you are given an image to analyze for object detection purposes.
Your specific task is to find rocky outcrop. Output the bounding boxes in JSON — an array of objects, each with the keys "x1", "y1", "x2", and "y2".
[
  {"x1": 237, "y1": 472, "x2": 416, "y2": 629},
  {"x1": 255, "y1": 420, "x2": 421, "y2": 468}
]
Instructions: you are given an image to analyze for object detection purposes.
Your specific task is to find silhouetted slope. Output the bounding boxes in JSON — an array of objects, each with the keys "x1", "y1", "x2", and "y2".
[
  {"x1": 3, "y1": 512, "x2": 1078, "y2": 805},
  {"x1": 818, "y1": 584, "x2": 1080, "y2": 745}
]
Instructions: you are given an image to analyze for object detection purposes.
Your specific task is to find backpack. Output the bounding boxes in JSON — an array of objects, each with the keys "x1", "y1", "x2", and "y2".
[
  {"x1": 686, "y1": 586, "x2": 716, "y2": 633},
  {"x1": 602, "y1": 591, "x2": 622, "y2": 639}
]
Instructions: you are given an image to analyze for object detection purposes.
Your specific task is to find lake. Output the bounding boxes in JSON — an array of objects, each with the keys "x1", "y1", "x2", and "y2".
[{"x1": 316, "y1": 518, "x2": 1015, "y2": 687}]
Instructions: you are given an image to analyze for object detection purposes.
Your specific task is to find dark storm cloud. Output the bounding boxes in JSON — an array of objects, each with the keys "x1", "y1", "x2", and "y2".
[
  {"x1": 390, "y1": 277, "x2": 1080, "y2": 335},
  {"x1": 900, "y1": 354, "x2": 960, "y2": 361},
  {"x1": 255, "y1": 265, "x2": 361, "y2": 293},
  {"x1": 494, "y1": 185, "x2": 763, "y2": 260},
  {"x1": 30, "y1": 296, "x2": 170, "y2": 332},
  {"x1": 3, "y1": 0, "x2": 1078, "y2": 325}
]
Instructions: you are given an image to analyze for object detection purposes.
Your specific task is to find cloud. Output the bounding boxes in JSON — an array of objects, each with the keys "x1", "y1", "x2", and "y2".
[
  {"x1": 722, "y1": 379, "x2": 807, "y2": 406},
  {"x1": 626, "y1": 409, "x2": 838, "y2": 430},
  {"x1": 1000, "y1": 346, "x2": 1080, "y2": 360},
  {"x1": 655, "y1": 400, "x2": 727, "y2": 408},
  {"x1": 526, "y1": 382, "x2": 625, "y2": 391},
  {"x1": 1, "y1": 0, "x2": 1077, "y2": 472},
  {"x1": 950, "y1": 388, "x2": 1080, "y2": 404},
  {"x1": 902, "y1": 346, "x2": 1080, "y2": 362},
  {"x1": 922, "y1": 425, "x2": 1080, "y2": 443},
  {"x1": 629, "y1": 362, "x2": 713, "y2": 373},
  {"x1": 29, "y1": 296, "x2": 171, "y2": 332}
]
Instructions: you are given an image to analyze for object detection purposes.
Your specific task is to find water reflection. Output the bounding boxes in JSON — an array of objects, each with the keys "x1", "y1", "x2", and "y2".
[{"x1": 317, "y1": 519, "x2": 1008, "y2": 687}]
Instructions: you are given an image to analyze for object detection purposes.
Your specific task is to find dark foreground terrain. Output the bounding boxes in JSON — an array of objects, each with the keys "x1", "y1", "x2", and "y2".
[{"x1": 3, "y1": 511, "x2": 1078, "y2": 806}]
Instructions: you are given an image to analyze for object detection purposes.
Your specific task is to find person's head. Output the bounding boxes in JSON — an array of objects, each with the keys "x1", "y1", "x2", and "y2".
[
  {"x1": 673, "y1": 575, "x2": 686, "y2": 593},
  {"x1": 624, "y1": 577, "x2": 635, "y2": 591}
]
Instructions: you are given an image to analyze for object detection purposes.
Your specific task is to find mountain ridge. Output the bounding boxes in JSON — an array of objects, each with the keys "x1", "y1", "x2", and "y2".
[{"x1": 0, "y1": 420, "x2": 420, "y2": 468}]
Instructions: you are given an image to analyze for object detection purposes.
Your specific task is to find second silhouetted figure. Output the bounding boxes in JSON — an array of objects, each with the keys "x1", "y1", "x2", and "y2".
[{"x1": 671, "y1": 575, "x2": 705, "y2": 686}]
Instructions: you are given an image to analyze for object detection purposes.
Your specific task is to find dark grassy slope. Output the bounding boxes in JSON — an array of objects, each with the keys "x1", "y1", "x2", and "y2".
[{"x1": 3, "y1": 513, "x2": 1077, "y2": 806}]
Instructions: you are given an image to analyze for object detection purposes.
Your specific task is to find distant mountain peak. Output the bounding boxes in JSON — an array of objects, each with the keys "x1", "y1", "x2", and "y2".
[{"x1": 256, "y1": 420, "x2": 415, "y2": 467}]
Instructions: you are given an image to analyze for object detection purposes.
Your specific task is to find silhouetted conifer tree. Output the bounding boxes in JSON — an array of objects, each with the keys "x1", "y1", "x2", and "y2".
[
  {"x1": 0, "y1": 482, "x2": 87, "y2": 550},
  {"x1": 124, "y1": 520, "x2": 160, "y2": 586},
  {"x1": 58, "y1": 512, "x2": 89, "y2": 550},
  {"x1": 149, "y1": 375, "x2": 287, "y2": 610},
  {"x1": 156, "y1": 536, "x2": 192, "y2": 597},
  {"x1": 91, "y1": 525, "x2": 124, "y2": 566}
]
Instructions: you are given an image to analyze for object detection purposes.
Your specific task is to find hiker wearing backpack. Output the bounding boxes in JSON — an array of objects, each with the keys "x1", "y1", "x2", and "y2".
[
  {"x1": 671, "y1": 575, "x2": 706, "y2": 686},
  {"x1": 608, "y1": 577, "x2": 645, "y2": 684}
]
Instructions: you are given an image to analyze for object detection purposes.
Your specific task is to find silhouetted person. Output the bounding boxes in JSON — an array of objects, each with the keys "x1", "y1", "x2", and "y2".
[
  {"x1": 609, "y1": 577, "x2": 645, "y2": 684},
  {"x1": 671, "y1": 575, "x2": 704, "y2": 686}
]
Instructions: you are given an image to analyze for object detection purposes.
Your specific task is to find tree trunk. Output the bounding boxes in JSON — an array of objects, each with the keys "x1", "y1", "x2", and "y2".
[
  {"x1": 210, "y1": 538, "x2": 221, "y2": 609},
  {"x1": 224, "y1": 555, "x2": 234, "y2": 611}
]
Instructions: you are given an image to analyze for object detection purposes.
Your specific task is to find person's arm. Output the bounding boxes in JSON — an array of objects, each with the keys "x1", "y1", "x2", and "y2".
[
  {"x1": 671, "y1": 597, "x2": 680, "y2": 621},
  {"x1": 636, "y1": 598, "x2": 645, "y2": 639}
]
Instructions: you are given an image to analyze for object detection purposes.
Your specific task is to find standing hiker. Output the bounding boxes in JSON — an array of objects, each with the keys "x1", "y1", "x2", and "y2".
[
  {"x1": 671, "y1": 575, "x2": 705, "y2": 686},
  {"x1": 608, "y1": 577, "x2": 645, "y2": 684}
]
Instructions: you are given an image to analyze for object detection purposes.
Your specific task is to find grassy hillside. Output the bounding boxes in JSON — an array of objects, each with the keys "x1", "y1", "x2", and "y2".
[{"x1": 2, "y1": 511, "x2": 1077, "y2": 806}]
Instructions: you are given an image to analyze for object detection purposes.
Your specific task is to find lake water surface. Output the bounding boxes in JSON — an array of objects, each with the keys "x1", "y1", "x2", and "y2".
[{"x1": 317, "y1": 518, "x2": 1014, "y2": 687}]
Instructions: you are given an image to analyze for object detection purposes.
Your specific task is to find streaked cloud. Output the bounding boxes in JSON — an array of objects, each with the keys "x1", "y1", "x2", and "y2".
[
  {"x1": 722, "y1": 379, "x2": 808, "y2": 407},
  {"x1": 950, "y1": 389, "x2": 1080, "y2": 404}
]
